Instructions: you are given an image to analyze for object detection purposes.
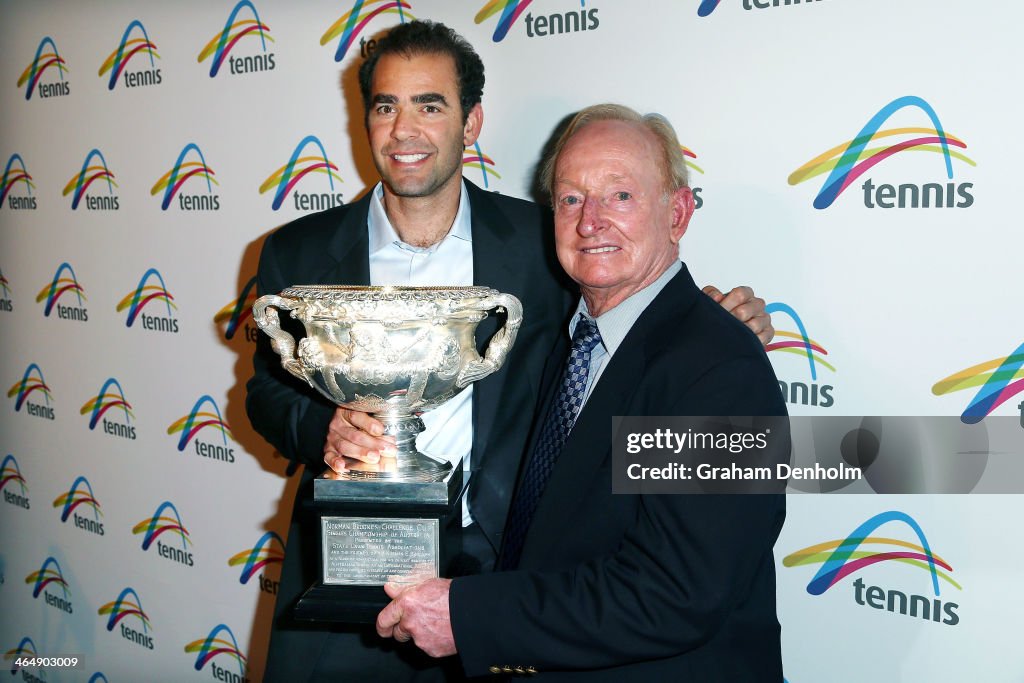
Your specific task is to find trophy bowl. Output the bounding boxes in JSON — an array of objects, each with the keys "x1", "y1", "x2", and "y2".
[{"x1": 253, "y1": 285, "x2": 522, "y2": 482}]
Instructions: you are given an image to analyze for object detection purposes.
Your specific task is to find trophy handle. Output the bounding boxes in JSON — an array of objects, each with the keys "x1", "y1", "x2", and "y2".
[
  {"x1": 455, "y1": 292, "x2": 523, "y2": 389},
  {"x1": 252, "y1": 294, "x2": 307, "y2": 382}
]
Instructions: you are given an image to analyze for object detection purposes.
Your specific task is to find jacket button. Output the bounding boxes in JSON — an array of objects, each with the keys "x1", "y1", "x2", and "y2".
[
  {"x1": 502, "y1": 666, "x2": 513, "y2": 673},
  {"x1": 526, "y1": 666, "x2": 538, "y2": 674},
  {"x1": 489, "y1": 666, "x2": 501, "y2": 674}
]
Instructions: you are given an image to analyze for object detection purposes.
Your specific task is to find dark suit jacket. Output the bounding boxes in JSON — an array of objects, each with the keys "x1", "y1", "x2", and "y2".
[
  {"x1": 450, "y1": 265, "x2": 787, "y2": 682},
  {"x1": 245, "y1": 180, "x2": 574, "y2": 680}
]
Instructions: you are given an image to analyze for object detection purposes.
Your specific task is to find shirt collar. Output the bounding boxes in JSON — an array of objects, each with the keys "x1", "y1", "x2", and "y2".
[
  {"x1": 570, "y1": 260, "x2": 682, "y2": 356},
  {"x1": 368, "y1": 180, "x2": 472, "y2": 255}
]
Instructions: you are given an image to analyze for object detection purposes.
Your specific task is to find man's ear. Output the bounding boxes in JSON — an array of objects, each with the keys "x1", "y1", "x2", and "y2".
[
  {"x1": 669, "y1": 186, "x2": 696, "y2": 244},
  {"x1": 463, "y1": 103, "x2": 483, "y2": 146}
]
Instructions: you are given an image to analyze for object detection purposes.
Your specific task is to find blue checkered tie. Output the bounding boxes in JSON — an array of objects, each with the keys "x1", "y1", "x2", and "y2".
[{"x1": 499, "y1": 314, "x2": 602, "y2": 571}]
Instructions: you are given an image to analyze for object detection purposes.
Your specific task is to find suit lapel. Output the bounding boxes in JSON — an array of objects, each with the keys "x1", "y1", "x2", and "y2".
[
  {"x1": 466, "y1": 181, "x2": 532, "y2": 465},
  {"x1": 320, "y1": 191, "x2": 372, "y2": 286},
  {"x1": 521, "y1": 267, "x2": 700, "y2": 561}
]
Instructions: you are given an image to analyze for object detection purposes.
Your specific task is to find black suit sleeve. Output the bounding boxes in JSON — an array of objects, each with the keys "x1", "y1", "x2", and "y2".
[
  {"x1": 244, "y1": 231, "x2": 336, "y2": 466},
  {"x1": 450, "y1": 356, "x2": 785, "y2": 676}
]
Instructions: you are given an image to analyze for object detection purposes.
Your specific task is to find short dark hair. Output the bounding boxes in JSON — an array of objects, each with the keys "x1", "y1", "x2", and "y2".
[{"x1": 358, "y1": 20, "x2": 485, "y2": 123}]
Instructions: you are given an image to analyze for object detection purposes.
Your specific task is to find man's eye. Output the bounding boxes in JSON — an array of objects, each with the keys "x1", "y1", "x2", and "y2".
[
  {"x1": 376, "y1": 104, "x2": 395, "y2": 115},
  {"x1": 561, "y1": 196, "x2": 581, "y2": 206},
  {"x1": 614, "y1": 191, "x2": 632, "y2": 201},
  {"x1": 423, "y1": 105, "x2": 440, "y2": 113}
]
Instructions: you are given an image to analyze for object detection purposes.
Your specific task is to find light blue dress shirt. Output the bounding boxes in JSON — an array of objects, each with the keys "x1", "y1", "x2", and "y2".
[{"x1": 368, "y1": 181, "x2": 475, "y2": 525}]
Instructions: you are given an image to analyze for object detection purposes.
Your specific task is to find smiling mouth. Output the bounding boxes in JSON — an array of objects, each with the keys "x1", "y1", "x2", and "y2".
[
  {"x1": 583, "y1": 246, "x2": 620, "y2": 254},
  {"x1": 392, "y1": 153, "x2": 429, "y2": 163}
]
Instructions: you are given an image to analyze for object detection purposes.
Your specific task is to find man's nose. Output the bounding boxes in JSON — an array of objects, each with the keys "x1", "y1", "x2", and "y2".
[
  {"x1": 391, "y1": 108, "x2": 418, "y2": 140},
  {"x1": 576, "y1": 196, "x2": 605, "y2": 236}
]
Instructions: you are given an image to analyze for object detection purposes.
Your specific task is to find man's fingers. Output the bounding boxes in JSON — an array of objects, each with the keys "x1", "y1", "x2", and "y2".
[
  {"x1": 377, "y1": 599, "x2": 402, "y2": 637},
  {"x1": 702, "y1": 284, "x2": 724, "y2": 302}
]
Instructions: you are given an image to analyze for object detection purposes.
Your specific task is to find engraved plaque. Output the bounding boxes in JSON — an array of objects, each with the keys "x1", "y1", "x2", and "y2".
[{"x1": 322, "y1": 517, "x2": 440, "y2": 586}]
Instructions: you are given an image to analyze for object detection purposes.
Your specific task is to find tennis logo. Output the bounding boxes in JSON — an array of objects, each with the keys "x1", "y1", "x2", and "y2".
[
  {"x1": 475, "y1": 0, "x2": 599, "y2": 42},
  {"x1": 63, "y1": 149, "x2": 119, "y2": 211},
  {"x1": 4, "y1": 638, "x2": 39, "y2": 676},
  {"x1": 133, "y1": 500, "x2": 194, "y2": 567},
  {"x1": 7, "y1": 363, "x2": 55, "y2": 420},
  {"x1": 681, "y1": 145, "x2": 704, "y2": 209},
  {"x1": 932, "y1": 342, "x2": 1024, "y2": 424},
  {"x1": 765, "y1": 303, "x2": 834, "y2": 408},
  {"x1": 151, "y1": 143, "x2": 220, "y2": 211},
  {"x1": 699, "y1": 0, "x2": 826, "y2": 16},
  {"x1": 199, "y1": 1, "x2": 275, "y2": 77},
  {"x1": 323, "y1": 0, "x2": 415, "y2": 62},
  {"x1": 81, "y1": 377, "x2": 136, "y2": 440},
  {"x1": 790, "y1": 96, "x2": 975, "y2": 210},
  {"x1": 1, "y1": 454, "x2": 30, "y2": 509},
  {"x1": 229, "y1": 531, "x2": 285, "y2": 595},
  {"x1": 185, "y1": 624, "x2": 249, "y2": 682},
  {"x1": 18, "y1": 36, "x2": 69, "y2": 100},
  {"x1": 784, "y1": 510, "x2": 960, "y2": 626},
  {"x1": 98, "y1": 587, "x2": 153, "y2": 649},
  {"x1": 259, "y1": 136, "x2": 344, "y2": 211},
  {"x1": 53, "y1": 475, "x2": 104, "y2": 535},
  {"x1": 100, "y1": 19, "x2": 162, "y2": 89},
  {"x1": 215, "y1": 277, "x2": 258, "y2": 342},
  {"x1": 167, "y1": 395, "x2": 236, "y2": 463},
  {"x1": 117, "y1": 268, "x2": 179, "y2": 332},
  {"x1": 2, "y1": 154, "x2": 37, "y2": 210},
  {"x1": 36, "y1": 262, "x2": 88, "y2": 321},
  {"x1": 25, "y1": 557, "x2": 73, "y2": 614}
]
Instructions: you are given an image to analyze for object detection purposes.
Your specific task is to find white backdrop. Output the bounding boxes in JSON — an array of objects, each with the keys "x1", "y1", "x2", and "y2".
[{"x1": 1, "y1": 1, "x2": 1022, "y2": 681}]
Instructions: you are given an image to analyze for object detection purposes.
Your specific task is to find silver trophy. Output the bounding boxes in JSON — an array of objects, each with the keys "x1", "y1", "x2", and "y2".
[
  {"x1": 253, "y1": 285, "x2": 522, "y2": 481},
  {"x1": 253, "y1": 285, "x2": 522, "y2": 621}
]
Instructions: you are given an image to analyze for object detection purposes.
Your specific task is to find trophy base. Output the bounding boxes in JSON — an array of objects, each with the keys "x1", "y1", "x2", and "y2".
[{"x1": 294, "y1": 461, "x2": 465, "y2": 624}]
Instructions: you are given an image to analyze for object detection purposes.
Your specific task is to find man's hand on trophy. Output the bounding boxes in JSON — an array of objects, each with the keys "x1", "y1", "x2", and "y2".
[
  {"x1": 323, "y1": 407, "x2": 397, "y2": 473},
  {"x1": 377, "y1": 578, "x2": 457, "y2": 658},
  {"x1": 702, "y1": 284, "x2": 775, "y2": 346}
]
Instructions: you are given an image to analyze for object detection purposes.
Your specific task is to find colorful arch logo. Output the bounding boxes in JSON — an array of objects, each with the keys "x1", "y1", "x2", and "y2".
[
  {"x1": 167, "y1": 395, "x2": 234, "y2": 451},
  {"x1": 17, "y1": 37, "x2": 68, "y2": 100},
  {"x1": 0, "y1": 268, "x2": 10, "y2": 298},
  {"x1": 681, "y1": 145, "x2": 704, "y2": 176},
  {"x1": 259, "y1": 136, "x2": 343, "y2": 210},
  {"x1": 53, "y1": 475, "x2": 102, "y2": 522},
  {"x1": 35, "y1": 262, "x2": 86, "y2": 316},
  {"x1": 463, "y1": 142, "x2": 501, "y2": 189},
  {"x1": 789, "y1": 96, "x2": 975, "y2": 209},
  {"x1": 62, "y1": 149, "x2": 117, "y2": 209},
  {"x1": 98, "y1": 587, "x2": 151, "y2": 632},
  {"x1": 133, "y1": 500, "x2": 191, "y2": 551},
  {"x1": 932, "y1": 342, "x2": 1024, "y2": 424},
  {"x1": 697, "y1": 0, "x2": 722, "y2": 16},
  {"x1": 1, "y1": 455, "x2": 28, "y2": 497},
  {"x1": 4, "y1": 637, "x2": 38, "y2": 674},
  {"x1": 25, "y1": 557, "x2": 70, "y2": 600},
  {"x1": 100, "y1": 20, "x2": 159, "y2": 89},
  {"x1": 88, "y1": 674, "x2": 110, "y2": 683},
  {"x1": 7, "y1": 363, "x2": 52, "y2": 411},
  {"x1": 151, "y1": 143, "x2": 217, "y2": 210},
  {"x1": 476, "y1": 1, "x2": 588, "y2": 41},
  {"x1": 764, "y1": 303, "x2": 834, "y2": 381},
  {"x1": 199, "y1": 1, "x2": 273, "y2": 77},
  {"x1": 229, "y1": 531, "x2": 286, "y2": 584},
  {"x1": 215, "y1": 277, "x2": 257, "y2": 340},
  {"x1": 322, "y1": 0, "x2": 415, "y2": 62},
  {"x1": 784, "y1": 511, "x2": 960, "y2": 598},
  {"x1": 1, "y1": 154, "x2": 35, "y2": 205},
  {"x1": 81, "y1": 377, "x2": 134, "y2": 429},
  {"x1": 116, "y1": 268, "x2": 177, "y2": 327},
  {"x1": 185, "y1": 624, "x2": 247, "y2": 676}
]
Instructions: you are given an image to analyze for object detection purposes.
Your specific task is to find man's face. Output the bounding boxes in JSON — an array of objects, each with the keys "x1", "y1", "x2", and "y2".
[
  {"x1": 366, "y1": 52, "x2": 482, "y2": 200},
  {"x1": 552, "y1": 119, "x2": 694, "y2": 316}
]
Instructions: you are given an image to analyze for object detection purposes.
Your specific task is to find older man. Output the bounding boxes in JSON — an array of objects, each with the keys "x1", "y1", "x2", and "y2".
[{"x1": 377, "y1": 104, "x2": 787, "y2": 681}]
